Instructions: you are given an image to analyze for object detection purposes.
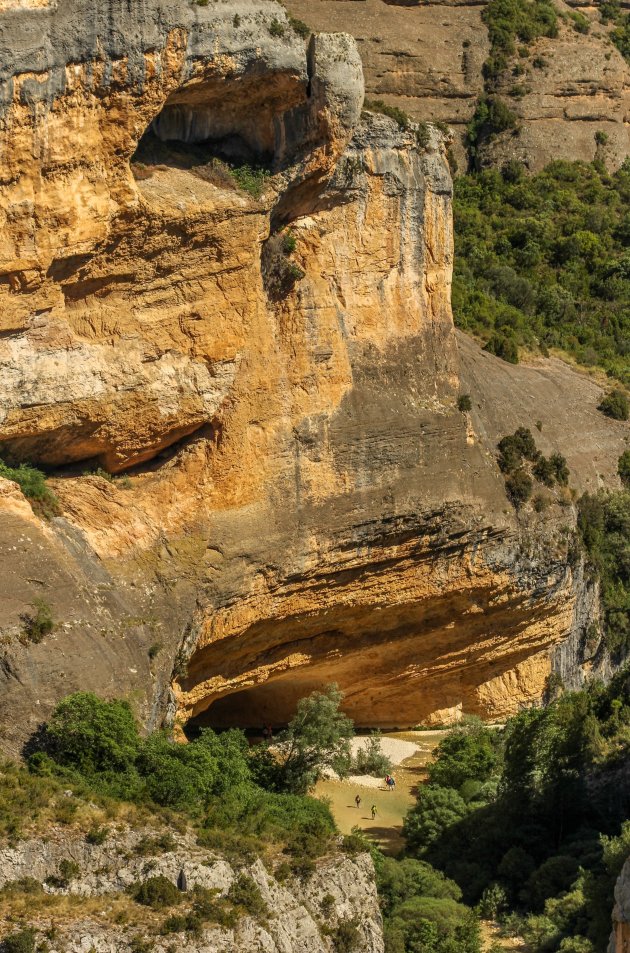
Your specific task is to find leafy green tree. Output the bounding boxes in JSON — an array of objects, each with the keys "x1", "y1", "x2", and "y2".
[
  {"x1": 137, "y1": 728, "x2": 250, "y2": 810},
  {"x1": 378, "y1": 857, "x2": 462, "y2": 917},
  {"x1": 428, "y1": 721, "x2": 501, "y2": 791},
  {"x1": 352, "y1": 732, "x2": 392, "y2": 777},
  {"x1": 403, "y1": 785, "x2": 469, "y2": 852},
  {"x1": 505, "y1": 468, "x2": 533, "y2": 507},
  {"x1": 41, "y1": 692, "x2": 140, "y2": 775},
  {"x1": 271, "y1": 684, "x2": 354, "y2": 794}
]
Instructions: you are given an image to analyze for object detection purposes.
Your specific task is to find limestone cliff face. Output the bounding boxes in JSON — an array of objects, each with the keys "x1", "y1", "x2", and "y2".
[
  {"x1": 0, "y1": 827, "x2": 384, "y2": 952},
  {"x1": 284, "y1": 0, "x2": 630, "y2": 172},
  {"x1": 609, "y1": 857, "x2": 630, "y2": 953},
  {"x1": 0, "y1": 0, "x2": 626, "y2": 750}
]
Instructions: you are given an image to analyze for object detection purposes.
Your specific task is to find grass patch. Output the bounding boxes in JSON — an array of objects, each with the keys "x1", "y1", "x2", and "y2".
[{"x1": 0, "y1": 458, "x2": 60, "y2": 518}]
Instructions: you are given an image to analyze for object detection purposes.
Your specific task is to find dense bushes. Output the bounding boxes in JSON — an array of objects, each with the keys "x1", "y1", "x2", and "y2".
[
  {"x1": 482, "y1": 0, "x2": 557, "y2": 60},
  {"x1": 378, "y1": 856, "x2": 481, "y2": 953},
  {"x1": 599, "y1": 388, "x2": 629, "y2": 421},
  {"x1": 453, "y1": 161, "x2": 630, "y2": 383},
  {"x1": 496, "y1": 427, "x2": 569, "y2": 508},
  {"x1": 261, "y1": 230, "x2": 305, "y2": 300},
  {"x1": 28, "y1": 690, "x2": 337, "y2": 859},
  {"x1": 401, "y1": 675, "x2": 630, "y2": 953},
  {"x1": 0, "y1": 458, "x2": 59, "y2": 518},
  {"x1": 577, "y1": 491, "x2": 630, "y2": 652}
]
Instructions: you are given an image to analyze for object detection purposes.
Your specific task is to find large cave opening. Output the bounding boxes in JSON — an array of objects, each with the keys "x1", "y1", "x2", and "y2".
[
  {"x1": 185, "y1": 676, "x2": 329, "y2": 735},
  {"x1": 131, "y1": 70, "x2": 307, "y2": 178}
]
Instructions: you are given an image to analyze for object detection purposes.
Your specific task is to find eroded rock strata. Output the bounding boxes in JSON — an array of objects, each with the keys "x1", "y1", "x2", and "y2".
[
  {"x1": 0, "y1": 0, "x2": 626, "y2": 751},
  {"x1": 0, "y1": 827, "x2": 384, "y2": 952}
]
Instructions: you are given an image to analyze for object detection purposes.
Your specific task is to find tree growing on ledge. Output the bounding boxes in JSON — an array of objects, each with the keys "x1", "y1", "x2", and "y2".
[{"x1": 264, "y1": 685, "x2": 354, "y2": 795}]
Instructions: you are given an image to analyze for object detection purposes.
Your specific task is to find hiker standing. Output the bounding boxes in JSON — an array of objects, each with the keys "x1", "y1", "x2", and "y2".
[{"x1": 355, "y1": 794, "x2": 361, "y2": 809}]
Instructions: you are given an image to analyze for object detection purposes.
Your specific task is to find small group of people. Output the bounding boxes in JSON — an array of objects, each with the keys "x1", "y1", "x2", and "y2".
[
  {"x1": 354, "y1": 794, "x2": 378, "y2": 819},
  {"x1": 385, "y1": 773, "x2": 396, "y2": 791}
]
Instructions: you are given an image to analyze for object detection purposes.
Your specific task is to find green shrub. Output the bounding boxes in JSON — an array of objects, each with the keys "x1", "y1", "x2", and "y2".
[
  {"x1": 2, "y1": 929, "x2": 36, "y2": 953},
  {"x1": 46, "y1": 858, "x2": 81, "y2": 888},
  {"x1": 467, "y1": 97, "x2": 519, "y2": 157},
  {"x1": 192, "y1": 885, "x2": 238, "y2": 928},
  {"x1": 533, "y1": 455, "x2": 555, "y2": 486},
  {"x1": 268, "y1": 17, "x2": 285, "y2": 37},
  {"x1": 550, "y1": 452, "x2": 569, "y2": 486},
  {"x1": 352, "y1": 733, "x2": 392, "y2": 777},
  {"x1": 288, "y1": 15, "x2": 310, "y2": 38},
  {"x1": 599, "y1": 389, "x2": 629, "y2": 420},
  {"x1": 457, "y1": 394, "x2": 473, "y2": 412},
  {"x1": 0, "y1": 878, "x2": 44, "y2": 897},
  {"x1": 618, "y1": 449, "x2": 630, "y2": 487},
  {"x1": 569, "y1": 10, "x2": 590, "y2": 33},
  {"x1": 505, "y1": 468, "x2": 533, "y2": 506},
  {"x1": 262, "y1": 230, "x2": 305, "y2": 300},
  {"x1": 21, "y1": 598, "x2": 54, "y2": 644},
  {"x1": 229, "y1": 163, "x2": 270, "y2": 198},
  {"x1": 484, "y1": 331, "x2": 519, "y2": 364},
  {"x1": 416, "y1": 122, "x2": 430, "y2": 149},
  {"x1": 363, "y1": 99, "x2": 410, "y2": 130},
  {"x1": 86, "y1": 824, "x2": 109, "y2": 845},
  {"x1": 497, "y1": 428, "x2": 538, "y2": 472},
  {"x1": 160, "y1": 913, "x2": 202, "y2": 936},
  {"x1": 227, "y1": 874, "x2": 268, "y2": 918},
  {"x1": 0, "y1": 458, "x2": 60, "y2": 518},
  {"x1": 331, "y1": 918, "x2": 361, "y2": 952},
  {"x1": 478, "y1": 882, "x2": 508, "y2": 918},
  {"x1": 132, "y1": 875, "x2": 182, "y2": 909}
]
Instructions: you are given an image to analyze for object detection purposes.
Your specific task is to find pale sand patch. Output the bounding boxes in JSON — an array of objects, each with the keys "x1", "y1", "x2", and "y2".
[{"x1": 322, "y1": 735, "x2": 420, "y2": 785}]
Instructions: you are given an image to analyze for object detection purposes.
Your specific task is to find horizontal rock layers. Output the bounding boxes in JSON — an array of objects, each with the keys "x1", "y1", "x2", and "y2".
[{"x1": 0, "y1": 0, "x2": 626, "y2": 751}]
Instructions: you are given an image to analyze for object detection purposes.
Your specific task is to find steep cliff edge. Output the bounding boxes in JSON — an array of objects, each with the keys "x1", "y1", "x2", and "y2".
[{"x1": 0, "y1": 0, "x2": 626, "y2": 751}]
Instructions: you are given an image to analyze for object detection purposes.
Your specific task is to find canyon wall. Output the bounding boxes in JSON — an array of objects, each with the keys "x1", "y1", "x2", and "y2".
[
  {"x1": 0, "y1": 826, "x2": 384, "y2": 952},
  {"x1": 0, "y1": 0, "x2": 626, "y2": 750},
  {"x1": 285, "y1": 0, "x2": 630, "y2": 172}
]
